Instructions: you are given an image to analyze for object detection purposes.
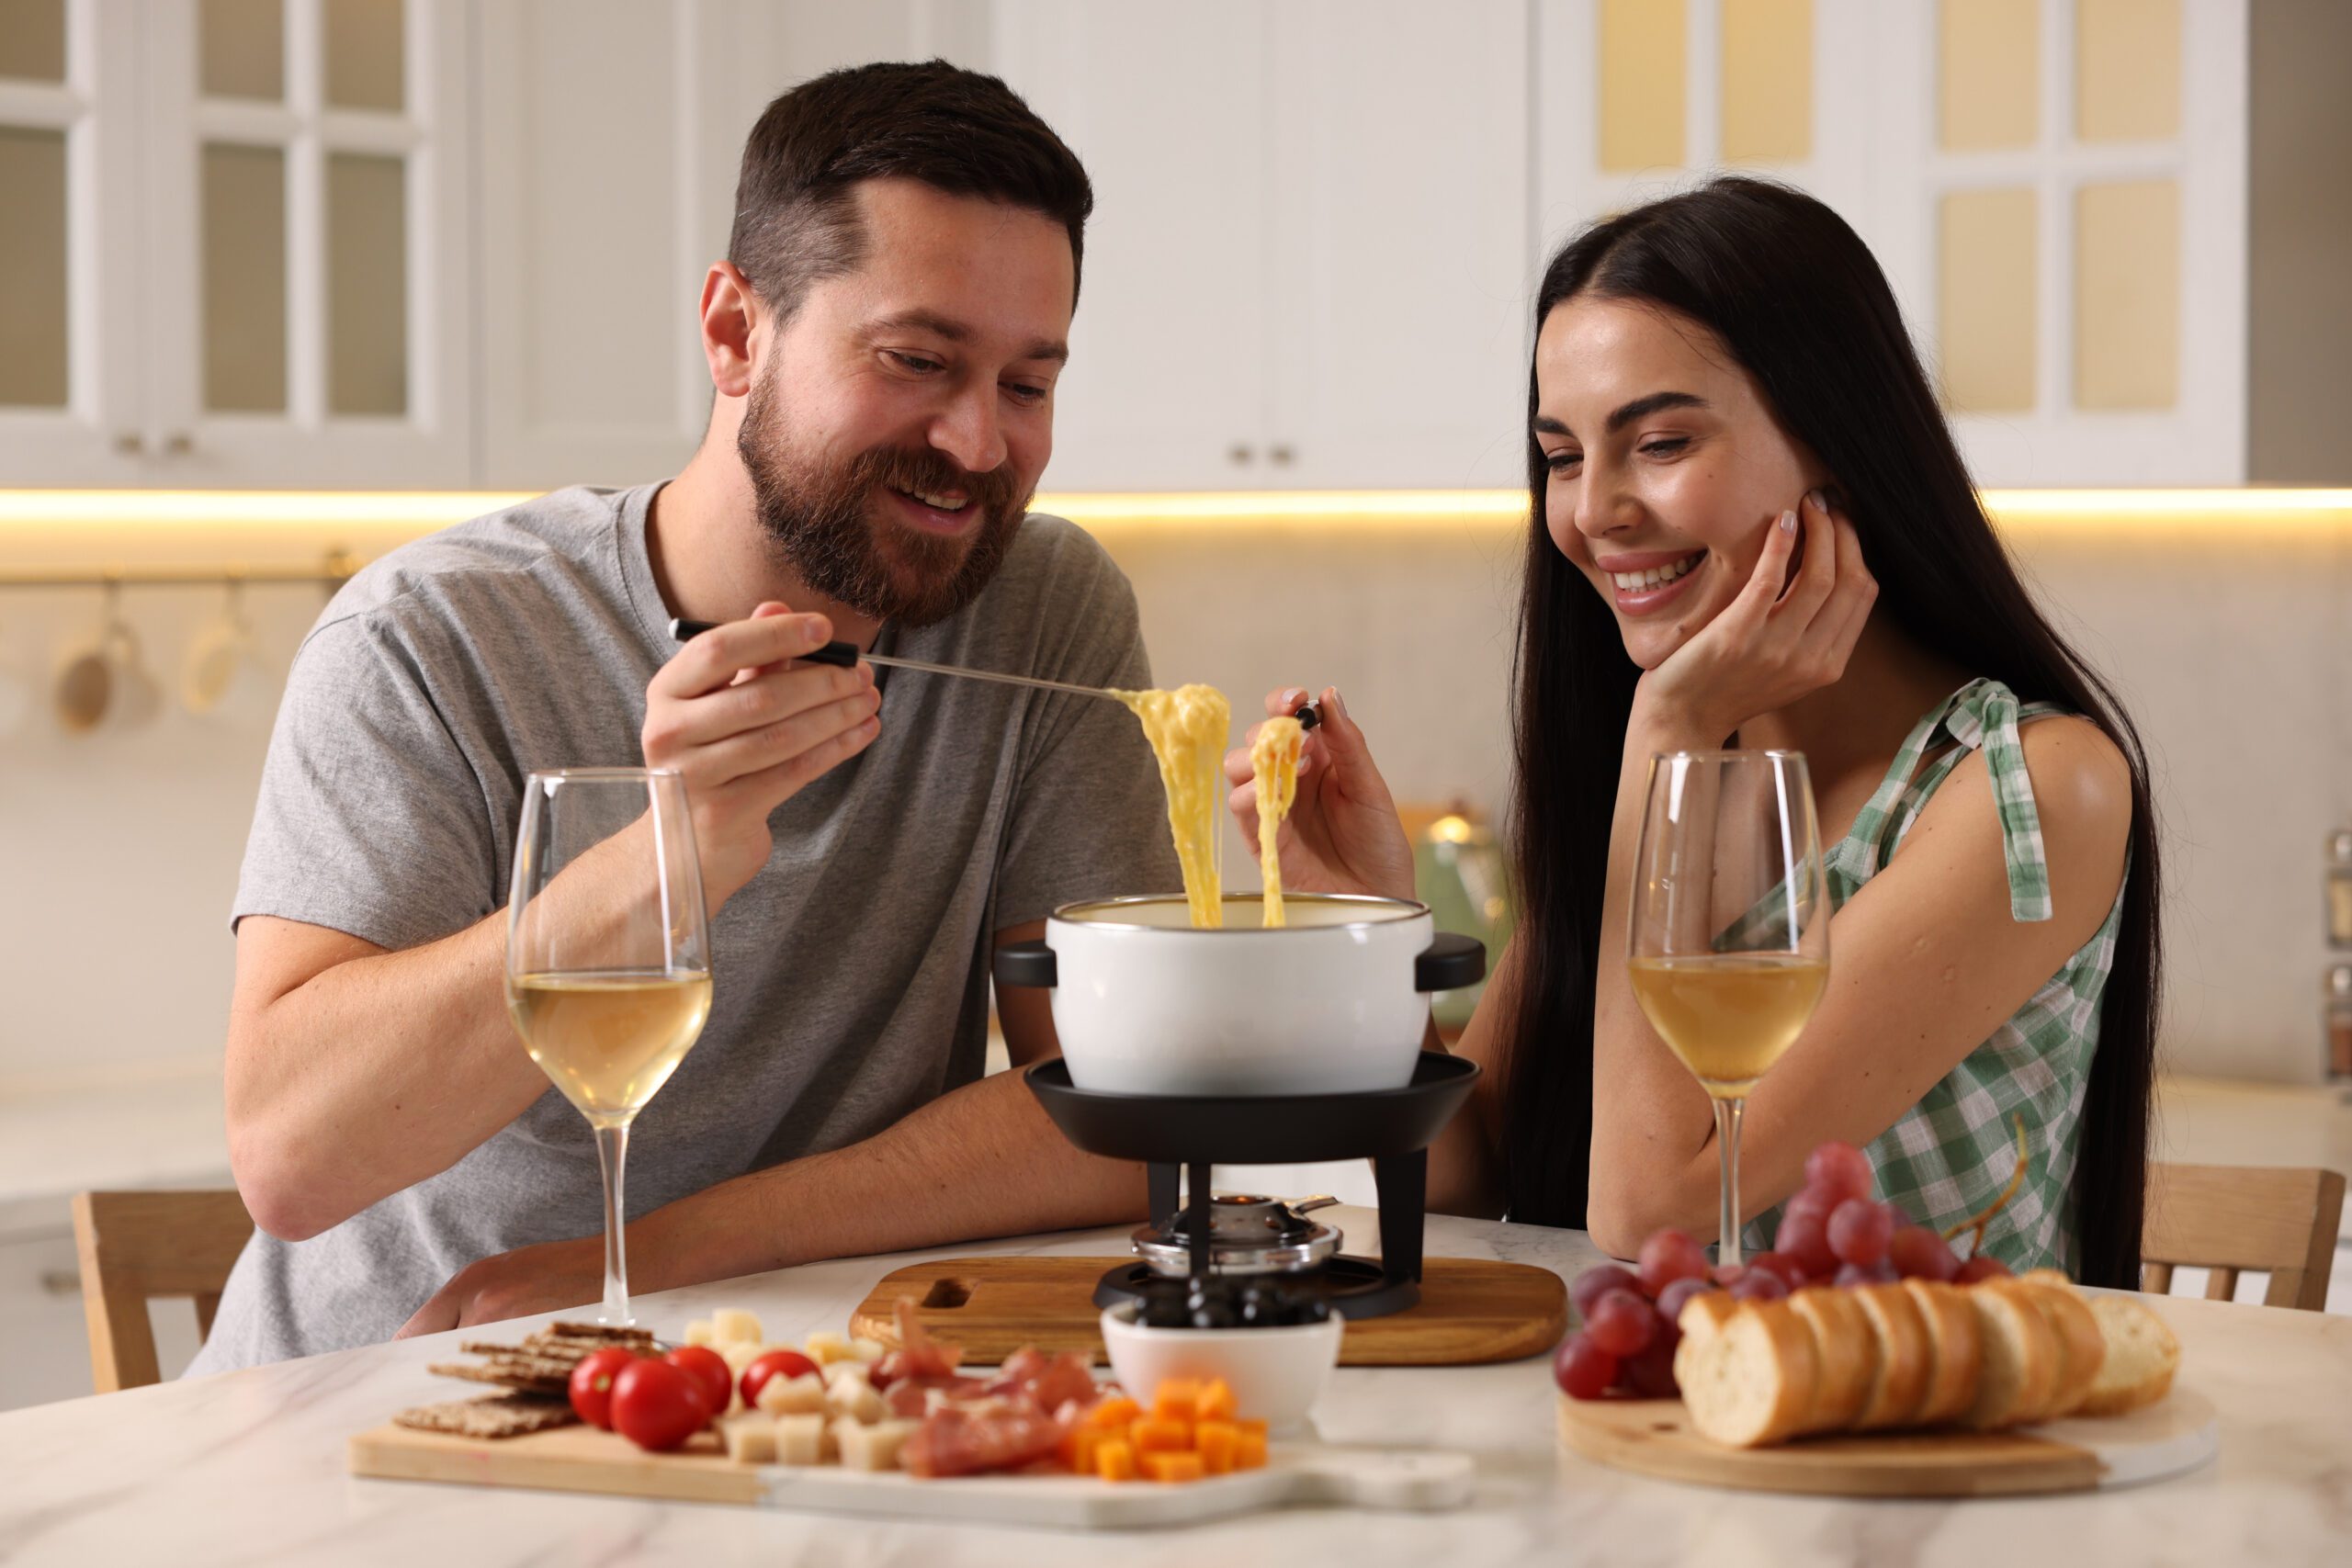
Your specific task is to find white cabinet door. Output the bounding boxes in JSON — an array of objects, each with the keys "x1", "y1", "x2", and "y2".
[
  {"x1": 1267, "y1": 1, "x2": 1534, "y2": 491},
  {"x1": 0, "y1": 0, "x2": 152, "y2": 486},
  {"x1": 986, "y1": 0, "x2": 1274, "y2": 493}
]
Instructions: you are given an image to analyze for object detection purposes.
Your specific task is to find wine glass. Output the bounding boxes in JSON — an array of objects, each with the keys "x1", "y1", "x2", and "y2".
[
  {"x1": 506, "y1": 768, "x2": 713, "y2": 1325},
  {"x1": 1627, "y1": 750, "x2": 1829, "y2": 1268}
]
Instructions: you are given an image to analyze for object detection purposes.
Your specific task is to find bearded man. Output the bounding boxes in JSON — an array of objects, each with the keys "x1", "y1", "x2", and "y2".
[{"x1": 192, "y1": 61, "x2": 1178, "y2": 1370}]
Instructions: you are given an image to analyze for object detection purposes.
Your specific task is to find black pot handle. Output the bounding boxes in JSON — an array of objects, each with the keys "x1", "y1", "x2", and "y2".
[
  {"x1": 1415, "y1": 932, "x2": 1487, "y2": 993},
  {"x1": 992, "y1": 940, "x2": 1058, "y2": 990}
]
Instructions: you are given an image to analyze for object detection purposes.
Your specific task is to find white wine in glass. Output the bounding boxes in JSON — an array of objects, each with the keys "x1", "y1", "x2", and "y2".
[
  {"x1": 1628, "y1": 750, "x2": 1828, "y2": 1268},
  {"x1": 506, "y1": 768, "x2": 712, "y2": 1325}
]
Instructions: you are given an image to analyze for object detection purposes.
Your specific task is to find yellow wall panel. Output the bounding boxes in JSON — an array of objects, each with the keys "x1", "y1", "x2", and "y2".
[
  {"x1": 1600, "y1": 0, "x2": 1686, "y2": 171},
  {"x1": 2075, "y1": 179, "x2": 2180, "y2": 409},
  {"x1": 1721, "y1": 0, "x2": 1813, "y2": 164},
  {"x1": 1940, "y1": 0, "x2": 2040, "y2": 151},
  {"x1": 2076, "y1": 0, "x2": 2181, "y2": 141},
  {"x1": 1939, "y1": 187, "x2": 2039, "y2": 412}
]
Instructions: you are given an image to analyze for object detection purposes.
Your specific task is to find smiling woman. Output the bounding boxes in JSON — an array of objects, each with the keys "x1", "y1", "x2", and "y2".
[{"x1": 1238, "y1": 176, "x2": 2160, "y2": 1290}]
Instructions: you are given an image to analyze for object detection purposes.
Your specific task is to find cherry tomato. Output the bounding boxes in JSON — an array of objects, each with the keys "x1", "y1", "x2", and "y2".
[
  {"x1": 566, "y1": 1347, "x2": 640, "y2": 1430},
  {"x1": 740, "y1": 1348, "x2": 820, "y2": 1408},
  {"x1": 609, "y1": 1357, "x2": 712, "y2": 1451},
  {"x1": 664, "y1": 1345, "x2": 734, "y2": 1414}
]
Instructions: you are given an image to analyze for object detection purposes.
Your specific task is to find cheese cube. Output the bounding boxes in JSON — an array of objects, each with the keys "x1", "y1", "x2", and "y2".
[
  {"x1": 719, "y1": 1413, "x2": 776, "y2": 1465},
  {"x1": 824, "y1": 1365, "x2": 887, "y2": 1426},
  {"x1": 754, "y1": 1371, "x2": 828, "y2": 1416},
  {"x1": 712, "y1": 1309, "x2": 763, "y2": 1345},
  {"x1": 805, "y1": 1331, "x2": 857, "y2": 1366},
  {"x1": 849, "y1": 1336, "x2": 887, "y2": 1365},
  {"x1": 774, "y1": 1413, "x2": 833, "y2": 1466},
  {"x1": 834, "y1": 1416, "x2": 916, "y2": 1472},
  {"x1": 682, "y1": 1319, "x2": 717, "y2": 1348},
  {"x1": 719, "y1": 1340, "x2": 765, "y2": 1375}
]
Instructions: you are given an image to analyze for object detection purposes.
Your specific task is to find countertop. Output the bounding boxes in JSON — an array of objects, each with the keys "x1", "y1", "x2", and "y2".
[{"x1": 2, "y1": 1207, "x2": 2347, "y2": 1566}]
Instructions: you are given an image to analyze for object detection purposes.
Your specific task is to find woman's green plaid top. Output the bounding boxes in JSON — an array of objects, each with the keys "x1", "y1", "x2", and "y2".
[{"x1": 1747, "y1": 677, "x2": 2129, "y2": 1272}]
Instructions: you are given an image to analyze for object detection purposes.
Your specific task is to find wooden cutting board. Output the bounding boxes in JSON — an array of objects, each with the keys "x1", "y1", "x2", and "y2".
[
  {"x1": 1555, "y1": 1385, "x2": 2218, "y2": 1497},
  {"x1": 347, "y1": 1424, "x2": 1475, "y2": 1529},
  {"x1": 848, "y1": 1256, "x2": 1566, "y2": 1366}
]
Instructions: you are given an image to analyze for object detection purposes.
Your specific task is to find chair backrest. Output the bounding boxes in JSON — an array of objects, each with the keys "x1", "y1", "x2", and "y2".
[
  {"x1": 72, "y1": 1190, "x2": 254, "y2": 1393},
  {"x1": 2140, "y1": 1162, "x2": 2346, "y2": 1310}
]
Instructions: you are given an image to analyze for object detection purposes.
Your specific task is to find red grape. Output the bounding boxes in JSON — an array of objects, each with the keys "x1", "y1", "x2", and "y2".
[
  {"x1": 1804, "y1": 1141, "x2": 1876, "y2": 1207},
  {"x1": 1834, "y1": 1260, "x2": 1898, "y2": 1287},
  {"x1": 1554, "y1": 1333, "x2": 1619, "y2": 1400},
  {"x1": 1655, "y1": 1275, "x2": 1714, "y2": 1336},
  {"x1": 1586, "y1": 1289, "x2": 1658, "y2": 1357},
  {"x1": 1954, "y1": 1253, "x2": 2013, "y2": 1284},
  {"x1": 1729, "y1": 1269, "x2": 1789, "y2": 1303},
  {"x1": 1636, "y1": 1229, "x2": 1712, "y2": 1296},
  {"x1": 1776, "y1": 1205, "x2": 1838, "y2": 1280},
  {"x1": 1828, "y1": 1198, "x2": 1895, "y2": 1267},
  {"x1": 1747, "y1": 1250, "x2": 1806, "y2": 1290},
  {"x1": 1620, "y1": 1337, "x2": 1680, "y2": 1398},
  {"x1": 1571, "y1": 1263, "x2": 1641, "y2": 1325},
  {"x1": 1888, "y1": 1224, "x2": 1962, "y2": 1281}
]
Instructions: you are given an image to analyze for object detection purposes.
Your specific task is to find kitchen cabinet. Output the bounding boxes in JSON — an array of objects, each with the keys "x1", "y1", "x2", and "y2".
[{"x1": 0, "y1": 0, "x2": 475, "y2": 489}]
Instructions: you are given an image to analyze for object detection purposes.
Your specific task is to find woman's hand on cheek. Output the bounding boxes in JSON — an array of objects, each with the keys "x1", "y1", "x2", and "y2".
[{"x1": 1633, "y1": 489, "x2": 1878, "y2": 740}]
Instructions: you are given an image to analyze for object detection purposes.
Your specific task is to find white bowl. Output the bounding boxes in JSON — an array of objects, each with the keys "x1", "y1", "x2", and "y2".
[{"x1": 1099, "y1": 1303, "x2": 1344, "y2": 1435}]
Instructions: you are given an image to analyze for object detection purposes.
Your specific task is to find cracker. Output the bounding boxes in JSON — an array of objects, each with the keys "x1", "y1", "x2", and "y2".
[
  {"x1": 392, "y1": 1393, "x2": 580, "y2": 1439},
  {"x1": 427, "y1": 1360, "x2": 573, "y2": 1396}
]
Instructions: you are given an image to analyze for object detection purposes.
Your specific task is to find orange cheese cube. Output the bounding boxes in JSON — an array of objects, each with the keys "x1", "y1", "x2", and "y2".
[
  {"x1": 1058, "y1": 1427, "x2": 1105, "y2": 1473},
  {"x1": 1095, "y1": 1438, "x2": 1137, "y2": 1483},
  {"x1": 1131, "y1": 1417, "x2": 1192, "y2": 1453},
  {"x1": 1084, "y1": 1395, "x2": 1142, "y2": 1429},
  {"x1": 1149, "y1": 1379, "x2": 1202, "y2": 1423},
  {"x1": 1235, "y1": 1417, "x2": 1269, "y2": 1439},
  {"x1": 1142, "y1": 1450, "x2": 1206, "y2": 1484},
  {"x1": 1194, "y1": 1420, "x2": 1239, "y2": 1474},
  {"x1": 1235, "y1": 1428, "x2": 1269, "y2": 1471},
  {"x1": 1195, "y1": 1379, "x2": 1238, "y2": 1423}
]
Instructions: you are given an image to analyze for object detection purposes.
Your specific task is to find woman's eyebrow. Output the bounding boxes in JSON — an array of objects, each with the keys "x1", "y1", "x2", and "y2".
[{"x1": 1532, "y1": 390, "x2": 1711, "y2": 440}]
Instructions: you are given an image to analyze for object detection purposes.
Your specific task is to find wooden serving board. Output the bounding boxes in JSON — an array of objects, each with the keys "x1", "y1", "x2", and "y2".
[
  {"x1": 849, "y1": 1256, "x2": 1566, "y2": 1366},
  {"x1": 348, "y1": 1424, "x2": 1475, "y2": 1529},
  {"x1": 1555, "y1": 1386, "x2": 2218, "y2": 1498}
]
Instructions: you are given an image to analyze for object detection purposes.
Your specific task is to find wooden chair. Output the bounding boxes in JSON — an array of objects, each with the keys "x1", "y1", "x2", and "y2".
[
  {"x1": 71, "y1": 1190, "x2": 255, "y2": 1393},
  {"x1": 2140, "y1": 1162, "x2": 2346, "y2": 1310}
]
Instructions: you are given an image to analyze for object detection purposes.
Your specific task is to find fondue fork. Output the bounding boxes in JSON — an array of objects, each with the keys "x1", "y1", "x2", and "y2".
[{"x1": 670, "y1": 617, "x2": 1321, "y2": 728}]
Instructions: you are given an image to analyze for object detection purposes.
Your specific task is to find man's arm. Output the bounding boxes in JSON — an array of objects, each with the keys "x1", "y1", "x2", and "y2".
[{"x1": 400, "y1": 919, "x2": 1149, "y2": 1334}]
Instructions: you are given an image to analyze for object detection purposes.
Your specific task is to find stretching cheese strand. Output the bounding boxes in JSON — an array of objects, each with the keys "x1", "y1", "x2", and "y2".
[
  {"x1": 1250, "y1": 717, "x2": 1304, "y2": 929},
  {"x1": 1113, "y1": 685, "x2": 1232, "y2": 929}
]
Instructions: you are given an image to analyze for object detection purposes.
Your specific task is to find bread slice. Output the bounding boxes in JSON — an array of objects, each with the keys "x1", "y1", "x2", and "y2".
[
  {"x1": 2077, "y1": 1296, "x2": 2181, "y2": 1416},
  {"x1": 1846, "y1": 1283, "x2": 1931, "y2": 1430},
  {"x1": 2010, "y1": 1280, "x2": 2107, "y2": 1418},
  {"x1": 1677, "y1": 1299, "x2": 1821, "y2": 1449},
  {"x1": 1785, "y1": 1286, "x2": 1875, "y2": 1434},
  {"x1": 1962, "y1": 1280, "x2": 2062, "y2": 1428},
  {"x1": 1900, "y1": 1280, "x2": 1984, "y2": 1426},
  {"x1": 1670, "y1": 1290, "x2": 1740, "y2": 1394}
]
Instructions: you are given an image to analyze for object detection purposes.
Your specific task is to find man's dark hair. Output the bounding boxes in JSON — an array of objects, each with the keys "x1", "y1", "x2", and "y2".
[{"x1": 727, "y1": 60, "x2": 1092, "y2": 321}]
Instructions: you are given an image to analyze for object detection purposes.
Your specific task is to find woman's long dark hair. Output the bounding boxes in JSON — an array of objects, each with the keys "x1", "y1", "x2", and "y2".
[{"x1": 1499, "y1": 176, "x2": 2161, "y2": 1289}]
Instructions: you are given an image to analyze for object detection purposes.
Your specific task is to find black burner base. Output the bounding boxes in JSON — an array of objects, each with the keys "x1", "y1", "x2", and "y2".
[{"x1": 1091, "y1": 1255, "x2": 1422, "y2": 1321}]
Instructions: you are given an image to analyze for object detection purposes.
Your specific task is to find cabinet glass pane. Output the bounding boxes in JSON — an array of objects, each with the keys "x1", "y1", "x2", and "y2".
[
  {"x1": 200, "y1": 0, "x2": 285, "y2": 102},
  {"x1": 327, "y1": 152, "x2": 406, "y2": 416},
  {"x1": 2076, "y1": 0, "x2": 2179, "y2": 142},
  {"x1": 1939, "y1": 0, "x2": 2038, "y2": 152},
  {"x1": 1599, "y1": 0, "x2": 1684, "y2": 171},
  {"x1": 1937, "y1": 187, "x2": 2037, "y2": 412},
  {"x1": 202, "y1": 143, "x2": 288, "y2": 412},
  {"x1": 323, "y1": 0, "x2": 403, "y2": 112},
  {"x1": 0, "y1": 0, "x2": 66, "y2": 82},
  {"x1": 2075, "y1": 179, "x2": 2178, "y2": 410},
  {"x1": 1721, "y1": 0, "x2": 1811, "y2": 165},
  {"x1": 0, "y1": 127, "x2": 67, "y2": 407}
]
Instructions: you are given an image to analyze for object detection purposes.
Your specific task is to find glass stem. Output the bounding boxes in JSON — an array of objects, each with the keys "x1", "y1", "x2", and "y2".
[
  {"x1": 593, "y1": 1118, "x2": 633, "y2": 1326},
  {"x1": 1714, "y1": 1095, "x2": 1747, "y2": 1269}
]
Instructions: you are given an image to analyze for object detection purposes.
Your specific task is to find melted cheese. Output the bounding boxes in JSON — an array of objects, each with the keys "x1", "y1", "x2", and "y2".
[
  {"x1": 1249, "y1": 716, "x2": 1304, "y2": 929},
  {"x1": 1113, "y1": 684, "x2": 1232, "y2": 929}
]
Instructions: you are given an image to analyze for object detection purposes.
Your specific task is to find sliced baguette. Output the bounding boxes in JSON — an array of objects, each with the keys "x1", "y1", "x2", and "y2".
[
  {"x1": 1846, "y1": 1283, "x2": 1932, "y2": 1430},
  {"x1": 1677, "y1": 1299, "x2": 1821, "y2": 1449},
  {"x1": 2011, "y1": 1280, "x2": 2107, "y2": 1418},
  {"x1": 1670, "y1": 1290, "x2": 1740, "y2": 1395},
  {"x1": 1786, "y1": 1286, "x2": 1876, "y2": 1434},
  {"x1": 1962, "y1": 1279, "x2": 2062, "y2": 1428},
  {"x1": 1901, "y1": 1280, "x2": 1984, "y2": 1426},
  {"x1": 2077, "y1": 1295, "x2": 2181, "y2": 1416}
]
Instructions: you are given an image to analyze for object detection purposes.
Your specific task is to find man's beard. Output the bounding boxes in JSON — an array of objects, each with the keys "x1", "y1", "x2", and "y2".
[{"x1": 737, "y1": 372, "x2": 1031, "y2": 629}]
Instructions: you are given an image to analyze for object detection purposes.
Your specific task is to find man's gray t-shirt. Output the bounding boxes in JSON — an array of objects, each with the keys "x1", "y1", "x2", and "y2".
[{"x1": 189, "y1": 482, "x2": 1178, "y2": 1371}]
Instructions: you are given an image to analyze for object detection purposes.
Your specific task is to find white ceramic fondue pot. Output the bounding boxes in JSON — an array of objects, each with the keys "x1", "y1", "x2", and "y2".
[{"x1": 993, "y1": 893, "x2": 1486, "y2": 1097}]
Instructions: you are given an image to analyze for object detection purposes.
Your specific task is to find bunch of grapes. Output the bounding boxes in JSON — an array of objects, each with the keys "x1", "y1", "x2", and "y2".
[{"x1": 1553, "y1": 1140, "x2": 2013, "y2": 1402}]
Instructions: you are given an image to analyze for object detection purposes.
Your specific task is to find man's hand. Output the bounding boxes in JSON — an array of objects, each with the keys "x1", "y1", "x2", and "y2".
[
  {"x1": 394, "y1": 1235, "x2": 607, "y2": 1338},
  {"x1": 644, "y1": 604, "x2": 883, "y2": 909}
]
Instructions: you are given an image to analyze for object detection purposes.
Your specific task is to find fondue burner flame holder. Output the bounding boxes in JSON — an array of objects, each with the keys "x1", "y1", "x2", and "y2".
[
  {"x1": 1131, "y1": 1192, "x2": 1344, "y2": 1279},
  {"x1": 1024, "y1": 1052, "x2": 1481, "y2": 1320}
]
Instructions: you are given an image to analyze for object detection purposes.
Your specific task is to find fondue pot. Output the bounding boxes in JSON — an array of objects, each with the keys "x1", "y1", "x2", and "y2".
[{"x1": 992, "y1": 893, "x2": 1486, "y2": 1096}]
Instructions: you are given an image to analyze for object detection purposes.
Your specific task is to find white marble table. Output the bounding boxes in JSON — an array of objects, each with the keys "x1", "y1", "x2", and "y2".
[{"x1": 1, "y1": 1207, "x2": 2346, "y2": 1566}]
